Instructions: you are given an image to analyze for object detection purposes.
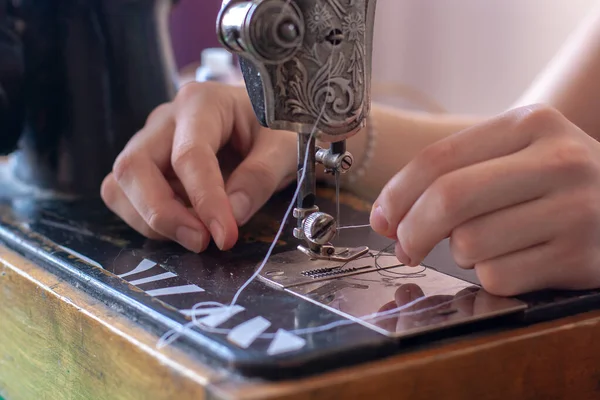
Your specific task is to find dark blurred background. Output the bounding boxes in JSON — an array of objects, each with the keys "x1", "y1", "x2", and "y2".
[{"x1": 169, "y1": 0, "x2": 221, "y2": 70}]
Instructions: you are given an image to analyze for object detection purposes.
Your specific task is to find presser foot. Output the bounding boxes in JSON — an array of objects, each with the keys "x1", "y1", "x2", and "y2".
[{"x1": 297, "y1": 244, "x2": 369, "y2": 262}]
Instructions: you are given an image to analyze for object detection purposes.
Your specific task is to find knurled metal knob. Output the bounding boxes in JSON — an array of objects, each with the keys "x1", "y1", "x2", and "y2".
[{"x1": 303, "y1": 212, "x2": 337, "y2": 245}]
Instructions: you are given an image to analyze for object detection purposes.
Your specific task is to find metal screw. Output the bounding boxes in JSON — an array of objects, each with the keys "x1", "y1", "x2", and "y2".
[
  {"x1": 340, "y1": 155, "x2": 353, "y2": 172},
  {"x1": 303, "y1": 212, "x2": 337, "y2": 245}
]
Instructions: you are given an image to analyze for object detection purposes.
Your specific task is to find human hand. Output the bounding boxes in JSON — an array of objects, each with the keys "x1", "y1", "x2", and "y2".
[
  {"x1": 370, "y1": 105, "x2": 600, "y2": 296},
  {"x1": 101, "y1": 82, "x2": 297, "y2": 253}
]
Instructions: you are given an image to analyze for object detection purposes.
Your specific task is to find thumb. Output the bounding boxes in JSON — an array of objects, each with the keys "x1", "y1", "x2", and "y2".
[{"x1": 225, "y1": 131, "x2": 297, "y2": 226}]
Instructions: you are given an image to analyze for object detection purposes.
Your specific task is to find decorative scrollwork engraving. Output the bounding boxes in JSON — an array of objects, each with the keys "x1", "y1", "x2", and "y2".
[
  {"x1": 267, "y1": 0, "x2": 375, "y2": 140},
  {"x1": 219, "y1": 0, "x2": 376, "y2": 141}
]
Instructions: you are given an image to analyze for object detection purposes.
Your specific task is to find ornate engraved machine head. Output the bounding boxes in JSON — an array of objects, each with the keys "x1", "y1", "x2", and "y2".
[
  {"x1": 217, "y1": 0, "x2": 378, "y2": 261},
  {"x1": 217, "y1": 0, "x2": 377, "y2": 142}
]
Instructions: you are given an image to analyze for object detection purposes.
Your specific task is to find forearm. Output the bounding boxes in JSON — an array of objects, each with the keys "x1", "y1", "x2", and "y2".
[
  {"x1": 339, "y1": 104, "x2": 481, "y2": 200},
  {"x1": 515, "y1": 3, "x2": 600, "y2": 140}
]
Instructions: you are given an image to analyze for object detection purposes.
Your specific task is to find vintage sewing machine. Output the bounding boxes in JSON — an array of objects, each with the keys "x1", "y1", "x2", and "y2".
[{"x1": 2, "y1": 1, "x2": 600, "y2": 398}]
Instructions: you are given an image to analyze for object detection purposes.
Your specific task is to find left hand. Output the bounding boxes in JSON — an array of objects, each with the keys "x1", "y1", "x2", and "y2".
[{"x1": 370, "y1": 104, "x2": 600, "y2": 296}]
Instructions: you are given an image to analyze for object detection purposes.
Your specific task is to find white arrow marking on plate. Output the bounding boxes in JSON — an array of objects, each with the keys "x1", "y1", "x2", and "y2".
[
  {"x1": 118, "y1": 259, "x2": 157, "y2": 278},
  {"x1": 196, "y1": 305, "x2": 245, "y2": 328},
  {"x1": 227, "y1": 316, "x2": 271, "y2": 349},
  {"x1": 267, "y1": 329, "x2": 306, "y2": 355},
  {"x1": 146, "y1": 284, "x2": 204, "y2": 297},
  {"x1": 129, "y1": 272, "x2": 177, "y2": 286}
]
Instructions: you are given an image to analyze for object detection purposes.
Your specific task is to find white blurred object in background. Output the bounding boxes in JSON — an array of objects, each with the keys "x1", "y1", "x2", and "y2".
[
  {"x1": 196, "y1": 48, "x2": 240, "y2": 84},
  {"x1": 371, "y1": 0, "x2": 598, "y2": 114}
]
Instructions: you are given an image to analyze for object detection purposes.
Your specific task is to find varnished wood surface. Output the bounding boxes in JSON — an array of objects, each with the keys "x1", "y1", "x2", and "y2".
[
  {"x1": 0, "y1": 245, "x2": 220, "y2": 400},
  {"x1": 2, "y1": 244, "x2": 600, "y2": 400}
]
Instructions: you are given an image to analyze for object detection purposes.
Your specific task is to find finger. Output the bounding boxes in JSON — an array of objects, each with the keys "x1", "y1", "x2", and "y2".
[
  {"x1": 121, "y1": 103, "x2": 176, "y2": 170},
  {"x1": 473, "y1": 241, "x2": 599, "y2": 297},
  {"x1": 101, "y1": 174, "x2": 166, "y2": 240},
  {"x1": 397, "y1": 143, "x2": 562, "y2": 265},
  {"x1": 225, "y1": 130, "x2": 297, "y2": 225},
  {"x1": 449, "y1": 193, "x2": 572, "y2": 268},
  {"x1": 113, "y1": 154, "x2": 210, "y2": 252},
  {"x1": 110, "y1": 105, "x2": 209, "y2": 252},
  {"x1": 371, "y1": 105, "x2": 566, "y2": 238},
  {"x1": 171, "y1": 83, "x2": 239, "y2": 251}
]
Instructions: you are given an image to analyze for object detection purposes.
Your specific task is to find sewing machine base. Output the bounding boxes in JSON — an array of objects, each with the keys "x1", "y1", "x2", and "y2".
[{"x1": 1, "y1": 165, "x2": 600, "y2": 379}]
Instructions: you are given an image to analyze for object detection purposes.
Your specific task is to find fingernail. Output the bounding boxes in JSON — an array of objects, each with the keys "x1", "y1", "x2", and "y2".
[
  {"x1": 370, "y1": 205, "x2": 389, "y2": 233},
  {"x1": 228, "y1": 191, "x2": 252, "y2": 225},
  {"x1": 176, "y1": 227, "x2": 205, "y2": 253},
  {"x1": 210, "y1": 220, "x2": 226, "y2": 250},
  {"x1": 395, "y1": 241, "x2": 412, "y2": 266}
]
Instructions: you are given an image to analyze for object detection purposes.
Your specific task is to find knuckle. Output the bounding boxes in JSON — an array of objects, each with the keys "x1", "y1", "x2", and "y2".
[
  {"x1": 396, "y1": 226, "x2": 418, "y2": 261},
  {"x1": 176, "y1": 81, "x2": 224, "y2": 105},
  {"x1": 548, "y1": 139, "x2": 596, "y2": 178},
  {"x1": 188, "y1": 190, "x2": 212, "y2": 213},
  {"x1": 145, "y1": 207, "x2": 170, "y2": 233},
  {"x1": 379, "y1": 178, "x2": 398, "y2": 208},
  {"x1": 100, "y1": 174, "x2": 118, "y2": 205},
  {"x1": 170, "y1": 140, "x2": 197, "y2": 171},
  {"x1": 146, "y1": 103, "x2": 171, "y2": 124},
  {"x1": 175, "y1": 81, "x2": 203, "y2": 103},
  {"x1": 416, "y1": 140, "x2": 457, "y2": 176},
  {"x1": 476, "y1": 266, "x2": 515, "y2": 297},
  {"x1": 516, "y1": 104, "x2": 564, "y2": 134},
  {"x1": 244, "y1": 160, "x2": 280, "y2": 190},
  {"x1": 428, "y1": 176, "x2": 462, "y2": 217},
  {"x1": 112, "y1": 152, "x2": 136, "y2": 182},
  {"x1": 450, "y1": 227, "x2": 478, "y2": 267}
]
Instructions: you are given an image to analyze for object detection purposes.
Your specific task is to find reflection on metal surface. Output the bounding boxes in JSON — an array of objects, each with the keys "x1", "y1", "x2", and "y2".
[{"x1": 261, "y1": 250, "x2": 527, "y2": 337}]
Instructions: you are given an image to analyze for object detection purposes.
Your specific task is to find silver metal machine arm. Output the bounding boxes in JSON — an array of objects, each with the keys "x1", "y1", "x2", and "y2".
[{"x1": 217, "y1": 0, "x2": 377, "y2": 261}]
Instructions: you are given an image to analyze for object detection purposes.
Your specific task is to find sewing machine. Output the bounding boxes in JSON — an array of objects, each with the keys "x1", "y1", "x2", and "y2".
[
  {"x1": 218, "y1": 0, "x2": 372, "y2": 264},
  {"x1": 2, "y1": 1, "x2": 600, "y2": 399}
]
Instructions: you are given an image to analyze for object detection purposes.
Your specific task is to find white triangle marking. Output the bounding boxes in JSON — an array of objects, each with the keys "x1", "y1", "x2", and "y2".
[
  {"x1": 227, "y1": 316, "x2": 271, "y2": 349},
  {"x1": 267, "y1": 329, "x2": 306, "y2": 355},
  {"x1": 196, "y1": 305, "x2": 245, "y2": 328},
  {"x1": 118, "y1": 259, "x2": 157, "y2": 278}
]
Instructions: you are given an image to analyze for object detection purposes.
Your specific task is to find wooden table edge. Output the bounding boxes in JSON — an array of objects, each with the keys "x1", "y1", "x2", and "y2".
[{"x1": 2, "y1": 243, "x2": 600, "y2": 400}]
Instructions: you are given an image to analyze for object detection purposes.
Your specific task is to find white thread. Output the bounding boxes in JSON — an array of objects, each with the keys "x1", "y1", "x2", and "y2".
[
  {"x1": 157, "y1": 44, "x2": 339, "y2": 348},
  {"x1": 155, "y1": 20, "x2": 464, "y2": 350},
  {"x1": 337, "y1": 224, "x2": 371, "y2": 230},
  {"x1": 156, "y1": 284, "x2": 471, "y2": 348},
  {"x1": 228, "y1": 38, "x2": 336, "y2": 307}
]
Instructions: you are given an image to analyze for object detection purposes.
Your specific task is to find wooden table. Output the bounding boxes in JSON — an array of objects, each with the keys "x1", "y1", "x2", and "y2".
[{"x1": 2, "y1": 242, "x2": 600, "y2": 400}]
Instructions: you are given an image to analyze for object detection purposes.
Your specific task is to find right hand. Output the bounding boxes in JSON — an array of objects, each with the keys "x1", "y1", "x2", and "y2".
[{"x1": 101, "y1": 82, "x2": 297, "y2": 253}]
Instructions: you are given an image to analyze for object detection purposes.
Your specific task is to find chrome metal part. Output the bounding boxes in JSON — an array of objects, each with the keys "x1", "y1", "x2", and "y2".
[
  {"x1": 259, "y1": 250, "x2": 404, "y2": 289},
  {"x1": 217, "y1": 0, "x2": 305, "y2": 64},
  {"x1": 297, "y1": 244, "x2": 368, "y2": 262},
  {"x1": 218, "y1": 0, "x2": 378, "y2": 141},
  {"x1": 218, "y1": 0, "x2": 379, "y2": 258},
  {"x1": 258, "y1": 249, "x2": 528, "y2": 338},
  {"x1": 302, "y1": 212, "x2": 337, "y2": 245},
  {"x1": 293, "y1": 206, "x2": 319, "y2": 219},
  {"x1": 316, "y1": 147, "x2": 354, "y2": 174}
]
